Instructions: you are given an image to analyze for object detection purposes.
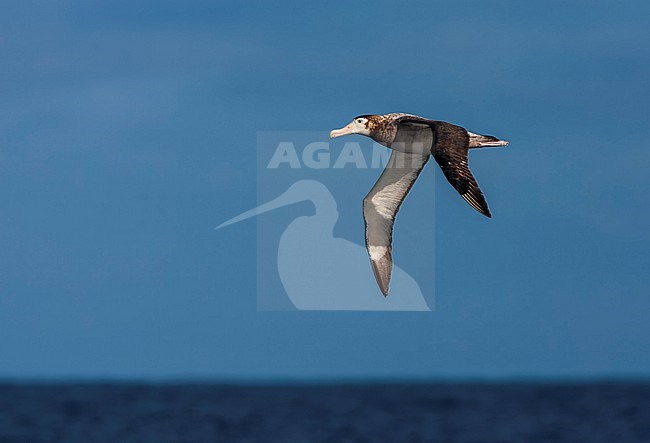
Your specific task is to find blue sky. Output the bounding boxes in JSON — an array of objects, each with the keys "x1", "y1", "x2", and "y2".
[{"x1": 1, "y1": 0, "x2": 649, "y2": 379}]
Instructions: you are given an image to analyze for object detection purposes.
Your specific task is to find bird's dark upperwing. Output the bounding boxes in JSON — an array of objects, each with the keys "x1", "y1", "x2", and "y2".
[
  {"x1": 397, "y1": 117, "x2": 491, "y2": 218},
  {"x1": 363, "y1": 151, "x2": 429, "y2": 296}
]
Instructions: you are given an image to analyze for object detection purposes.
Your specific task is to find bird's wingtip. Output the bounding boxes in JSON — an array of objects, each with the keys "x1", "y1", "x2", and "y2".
[{"x1": 369, "y1": 248, "x2": 392, "y2": 297}]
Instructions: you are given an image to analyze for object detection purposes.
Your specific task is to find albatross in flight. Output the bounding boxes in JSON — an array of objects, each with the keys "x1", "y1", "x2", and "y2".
[{"x1": 330, "y1": 113, "x2": 508, "y2": 296}]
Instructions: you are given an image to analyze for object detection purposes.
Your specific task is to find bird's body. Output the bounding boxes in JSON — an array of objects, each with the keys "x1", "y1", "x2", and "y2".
[{"x1": 330, "y1": 113, "x2": 508, "y2": 296}]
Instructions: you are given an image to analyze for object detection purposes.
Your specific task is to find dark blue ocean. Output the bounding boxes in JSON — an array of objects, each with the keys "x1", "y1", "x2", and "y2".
[{"x1": 0, "y1": 381, "x2": 648, "y2": 442}]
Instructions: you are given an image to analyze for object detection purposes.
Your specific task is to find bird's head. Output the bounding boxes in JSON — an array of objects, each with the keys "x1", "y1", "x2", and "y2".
[{"x1": 329, "y1": 115, "x2": 376, "y2": 139}]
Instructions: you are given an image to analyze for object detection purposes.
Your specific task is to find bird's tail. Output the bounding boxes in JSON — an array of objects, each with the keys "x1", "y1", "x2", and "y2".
[{"x1": 468, "y1": 132, "x2": 509, "y2": 149}]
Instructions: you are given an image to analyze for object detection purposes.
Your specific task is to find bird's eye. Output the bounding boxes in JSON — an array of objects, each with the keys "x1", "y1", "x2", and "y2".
[{"x1": 356, "y1": 119, "x2": 364, "y2": 124}]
